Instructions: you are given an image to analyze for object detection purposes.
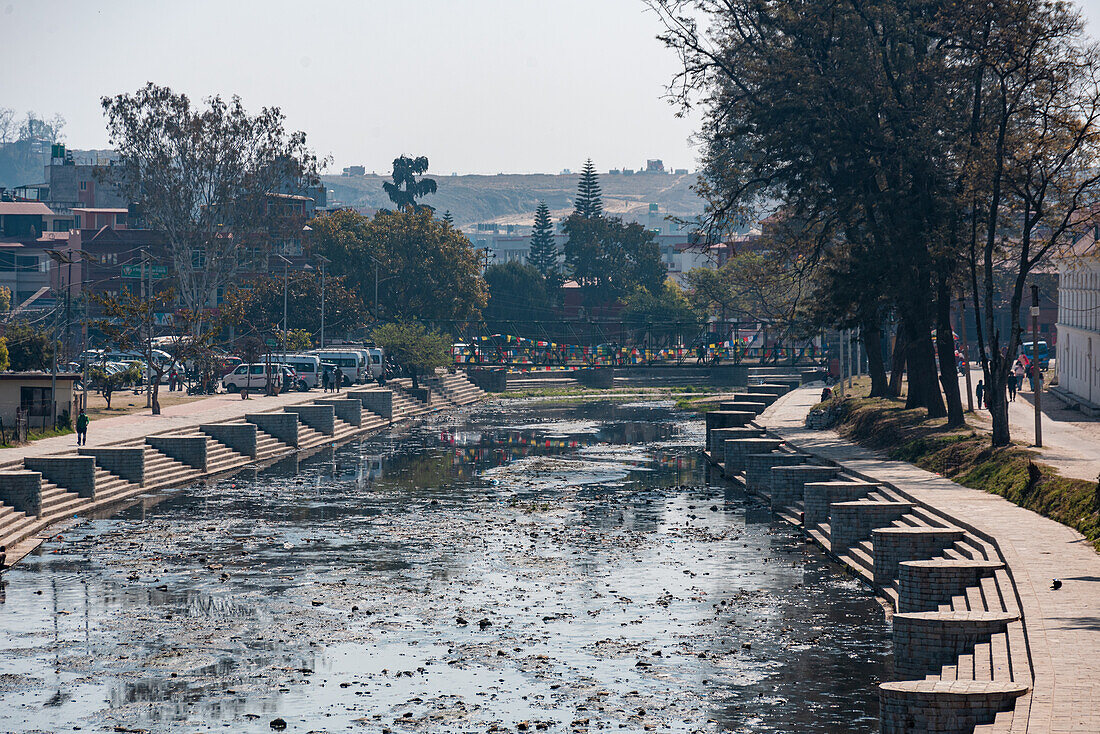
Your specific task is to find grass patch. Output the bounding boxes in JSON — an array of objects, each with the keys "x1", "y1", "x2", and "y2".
[
  {"x1": 833, "y1": 396, "x2": 1100, "y2": 550},
  {"x1": 0, "y1": 425, "x2": 75, "y2": 448}
]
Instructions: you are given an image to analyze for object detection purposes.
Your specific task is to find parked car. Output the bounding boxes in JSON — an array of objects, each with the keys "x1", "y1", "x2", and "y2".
[{"x1": 221, "y1": 363, "x2": 297, "y2": 393}]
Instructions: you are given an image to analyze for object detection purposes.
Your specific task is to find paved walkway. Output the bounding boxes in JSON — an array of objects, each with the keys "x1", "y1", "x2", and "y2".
[
  {"x1": 0, "y1": 389, "x2": 330, "y2": 469},
  {"x1": 964, "y1": 368, "x2": 1100, "y2": 482},
  {"x1": 759, "y1": 387, "x2": 1100, "y2": 734}
]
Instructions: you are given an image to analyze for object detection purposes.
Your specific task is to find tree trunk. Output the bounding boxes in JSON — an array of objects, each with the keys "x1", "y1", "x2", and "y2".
[
  {"x1": 151, "y1": 381, "x2": 161, "y2": 415},
  {"x1": 986, "y1": 370, "x2": 1011, "y2": 445},
  {"x1": 902, "y1": 315, "x2": 946, "y2": 418},
  {"x1": 935, "y1": 277, "x2": 964, "y2": 426},
  {"x1": 411, "y1": 366, "x2": 419, "y2": 390},
  {"x1": 888, "y1": 328, "x2": 906, "y2": 398},
  {"x1": 863, "y1": 318, "x2": 889, "y2": 398}
]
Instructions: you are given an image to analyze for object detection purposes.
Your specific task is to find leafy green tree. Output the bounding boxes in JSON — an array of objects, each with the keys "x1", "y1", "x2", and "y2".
[
  {"x1": 620, "y1": 279, "x2": 702, "y2": 346},
  {"x1": 483, "y1": 262, "x2": 555, "y2": 334},
  {"x1": 309, "y1": 208, "x2": 487, "y2": 323},
  {"x1": 101, "y1": 83, "x2": 322, "y2": 329},
  {"x1": 563, "y1": 213, "x2": 664, "y2": 308},
  {"x1": 0, "y1": 286, "x2": 12, "y2": 313},
  {"x1": 383, "y1": 155, "x2": 437, "y2": 211},
  {"x1": 220, "y1": 272, "x2": 363, "y2": 343},
  {"x1": 92, "y1": 289, "x2": 213, "y2": 414},
  {"x1": 527, "y1": 201, "x2": 559, "y2": 288},
  {"x1": 0, "y1": 337, "x2": 11, "y2": 372},
  {"x1": 4, "y1": 321, "x2": 54, "y2": 371},
  {"x1": 371, "y1": 321, "x2": 450, "y2": 390},
  {"x1": 574, "y1": 159, "x2": 602, "y2": 218},
  {"x1": 283, "y1": 328, "x2": 313, "y2": 351}
]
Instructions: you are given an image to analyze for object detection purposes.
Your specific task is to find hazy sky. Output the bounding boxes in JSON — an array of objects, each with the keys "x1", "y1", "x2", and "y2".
[{"x1": 4, "y1": 0, "x2": 1100, "y2": 176}]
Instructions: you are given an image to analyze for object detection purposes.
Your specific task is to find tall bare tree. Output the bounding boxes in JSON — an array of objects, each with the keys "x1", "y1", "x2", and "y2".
[{"x1": 101, "y1": 83, "x2": 323, "y2": 331}]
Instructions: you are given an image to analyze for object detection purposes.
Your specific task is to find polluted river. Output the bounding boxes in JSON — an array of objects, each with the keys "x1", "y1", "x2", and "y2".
[{"x1": 0, "y1": 398, "x2": 891, "y2": 733}]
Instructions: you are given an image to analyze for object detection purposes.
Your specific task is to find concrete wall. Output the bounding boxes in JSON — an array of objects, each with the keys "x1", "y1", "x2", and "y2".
[
  {"x1": 25, "y1": 456, "x2": 96, "y2": 498},
  {"x1": 314, "y1": 398, "x2": 362, "y2": 426},
  {"x1": 465, "y1": 369, "x2": 507, "y2": 392},
  {"x1": 349, "y1": 389, "x2": 392, "y2": 419},
  {"x1": 200, "y1": 423, "x2": 258, "y2": 458},
  {"x1": 576, "y1": 368, "x2": 613, "y2": 389},
  {"x1": 147, "y1": 436, "x2": 208, "y2": 471},
  {"x1": 892, "y1": 611, "x2": 1018, "y2": 679},
  {"x1": 247, "y1": 413, "x2": 299, "y2": 447},
  {"x1": 0, "y1": 376, "x2": 78, "y2": 429},
  {"x1": 0, "y1": 471, "x2": 42, "y2": 515},
  {"x1": 284, "y1": 405, "x2": 335, "y2": 435},
  {"x1": 79, "y1": 447, "x2": 145, "y2": 485}
]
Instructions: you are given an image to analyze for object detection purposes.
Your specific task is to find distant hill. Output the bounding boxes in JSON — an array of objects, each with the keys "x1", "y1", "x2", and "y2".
[{"x1": 322, "y1": 171, "x2": 705, "y2": 227}]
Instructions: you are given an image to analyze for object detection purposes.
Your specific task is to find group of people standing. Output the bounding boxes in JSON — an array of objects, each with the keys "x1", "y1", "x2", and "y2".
[
  {"x1": 321, "y1": 366, "x2": 344, "y2": 393},
  {"x1": 974, "y1": 358, "x2": 1038, "y2": 409}
]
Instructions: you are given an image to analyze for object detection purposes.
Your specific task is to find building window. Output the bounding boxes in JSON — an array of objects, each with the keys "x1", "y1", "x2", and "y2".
[
  {"x1": 0, "y1": 252, "x2": 14, "y2": 272},
  {"x1": 191, "y1": 249, "x2": 206, "y2": 269},
  {"x1": 20, "y1": 386, "x2": 52, "y2": 417},
  {"x1": 79, "y1": 181, "x2": 88, "y2": 191},
  {"x1": 16, "y1": 256, "x2": 39, "y2": 272}
]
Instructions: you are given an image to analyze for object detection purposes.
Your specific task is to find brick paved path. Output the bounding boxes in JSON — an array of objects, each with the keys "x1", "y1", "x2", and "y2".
[
  {"x1": 0, "y1": 389, "x2": 325, "y2": 469},
  {"x1": 759, "y1": 387, "x2": 1100, "y2": 734}
]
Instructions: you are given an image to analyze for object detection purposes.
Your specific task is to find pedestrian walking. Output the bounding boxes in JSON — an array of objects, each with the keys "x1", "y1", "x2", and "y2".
[
  {"x1": 0, "y1": 545, "x2": 7, "y2": 572},
  {"x1": 975, "y1": 380, "x2": 985, "y2": 409},
  {"x1": 75, "y1": 409, "x2": 89, "y2": 446},
  {"x1": 334, "y1": 366, "x2": 344, "y2": 393},
  {"x1": 1007, "y1": 372, "x2": 1017, "y2": 402}
]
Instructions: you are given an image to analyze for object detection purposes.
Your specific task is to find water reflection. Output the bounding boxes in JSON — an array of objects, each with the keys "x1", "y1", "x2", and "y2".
[{"x1": 0, "y1": 400, "x2": 889, "y2": 733}]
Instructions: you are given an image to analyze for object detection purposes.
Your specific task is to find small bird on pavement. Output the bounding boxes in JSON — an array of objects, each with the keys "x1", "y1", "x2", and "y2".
[{"x1": 1050, "y1": 579, "x2": 1062, "y2": 590}]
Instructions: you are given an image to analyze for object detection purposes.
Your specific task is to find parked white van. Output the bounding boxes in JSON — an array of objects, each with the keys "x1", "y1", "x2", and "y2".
[
  {"x1": 309, "y1": 350, "x2": 367, "y2": 384},
  {"x1": 271, "y1": 353, "x2": 322, "y2": 390},
  {"x1": 221, "y1": 363, "x2": 297, "y2": 392},
  {"x1": 365, "y1": 347, "x2": 385, "y2": 379}
]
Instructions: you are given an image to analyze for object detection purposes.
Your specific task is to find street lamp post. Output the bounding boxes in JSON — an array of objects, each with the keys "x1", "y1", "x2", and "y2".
[
  {"x1": 275, "y1": 254, "x2": 292, "y2": 360},
  {"x1": 315, "y1": 254, "x2": 330, "y2": 347}
]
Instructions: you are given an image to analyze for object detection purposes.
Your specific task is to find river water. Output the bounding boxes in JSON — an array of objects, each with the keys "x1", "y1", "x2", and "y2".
[{"x1": 0, "y1": 399, "x2": 890, "y2": 733}]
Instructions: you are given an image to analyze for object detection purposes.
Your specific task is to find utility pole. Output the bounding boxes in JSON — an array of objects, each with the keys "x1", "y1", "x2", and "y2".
[
  {"x1": 315, "y1": 254, "x2": 330, "y2": 348},
  {"x1": 958, "y1": 295, "x2": 974, "y2": 412},
  {"x1": 1031, "y1": 284, "x2": 1043, "y2": 447},
  {"x1": 274, "y1": 254, "x2": 292, "y2": 360},
  {"x1": 141, "y1": 248, "x2": 152, "y2": 408},
  {"x1": 50, "y1": 306, "x2": 58, "y2": 430}
]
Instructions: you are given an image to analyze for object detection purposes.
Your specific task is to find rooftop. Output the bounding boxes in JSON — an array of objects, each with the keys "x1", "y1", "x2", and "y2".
[{"x1": 0, "y1": 202, "x2": 54, "y2": 217}]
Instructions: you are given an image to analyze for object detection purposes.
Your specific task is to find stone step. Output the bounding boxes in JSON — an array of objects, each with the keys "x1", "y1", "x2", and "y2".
[{"x1": 0, "y1": 513, "x2": 40, "y2": 548}]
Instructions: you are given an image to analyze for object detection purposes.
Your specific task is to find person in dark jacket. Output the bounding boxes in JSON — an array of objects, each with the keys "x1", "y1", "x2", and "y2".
[
  {"x1": 976, "y1": 380, "x2": 985, "y2": 409},
  {"x1": 75, "y1": 409, "x2": 89, "y2": 446}
]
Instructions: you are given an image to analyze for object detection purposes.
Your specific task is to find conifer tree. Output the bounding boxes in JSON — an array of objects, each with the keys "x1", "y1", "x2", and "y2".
[
  {"x1": 442, "y1": 210, "x2": 454, "y2": 227},
  {"x1": 574, "y1": 159, "x2": 602, "y2": 218},
  {"x1": 527, "y1": 201, "x2": 559, "y2": 286}
]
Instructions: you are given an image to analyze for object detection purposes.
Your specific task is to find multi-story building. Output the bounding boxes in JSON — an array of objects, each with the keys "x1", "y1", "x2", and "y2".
[{"x1": 1054, "y1": 234, "x2": 1100, "y2": 411}]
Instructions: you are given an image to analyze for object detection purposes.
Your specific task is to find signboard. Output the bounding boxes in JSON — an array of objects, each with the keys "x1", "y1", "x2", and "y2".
[{"x1": 121, "y1": 264, "x2": 169, "y2": 279}]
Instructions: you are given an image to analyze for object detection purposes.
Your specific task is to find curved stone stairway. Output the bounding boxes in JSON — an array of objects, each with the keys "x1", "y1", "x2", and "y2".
[{"x1": 705, "y1": 385, "x2": 1031, "y2": 733}]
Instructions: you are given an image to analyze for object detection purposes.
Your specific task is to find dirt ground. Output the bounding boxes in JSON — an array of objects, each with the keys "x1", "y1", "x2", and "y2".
[{"x1": 82, "y1": 387, "x2": 213, "y2": 419}]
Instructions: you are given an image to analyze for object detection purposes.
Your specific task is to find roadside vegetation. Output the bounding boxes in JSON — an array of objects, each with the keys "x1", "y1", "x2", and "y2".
[{"x1": 825, "y1": 393, "x2": 1100, "y2": 551}]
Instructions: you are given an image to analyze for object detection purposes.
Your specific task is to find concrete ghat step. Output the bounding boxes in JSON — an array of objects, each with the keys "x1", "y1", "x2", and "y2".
[{"x1": 878, "y1": 680, "x2": 1028, "y2": 734}]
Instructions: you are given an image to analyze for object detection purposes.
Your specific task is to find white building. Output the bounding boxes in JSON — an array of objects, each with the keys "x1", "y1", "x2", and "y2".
[{"x1": 1054, "y1": 236, "x2": 1100, "y2": 412}]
